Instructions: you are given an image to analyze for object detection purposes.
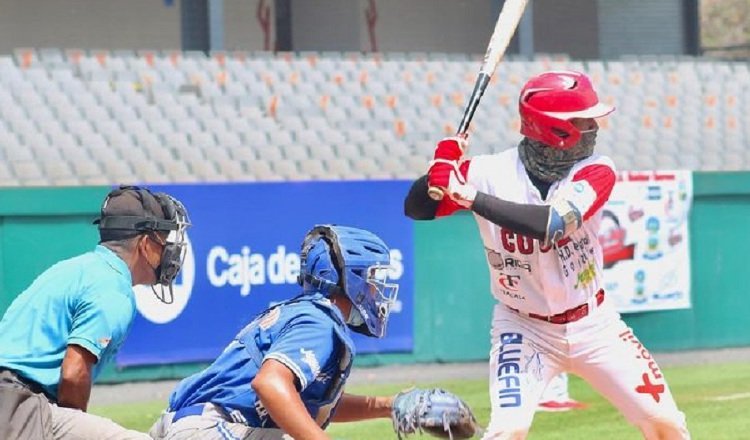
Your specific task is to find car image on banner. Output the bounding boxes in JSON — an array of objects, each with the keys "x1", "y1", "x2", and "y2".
[{"x1": 117, "y1": 181, "x2": 414, "y2": 367}]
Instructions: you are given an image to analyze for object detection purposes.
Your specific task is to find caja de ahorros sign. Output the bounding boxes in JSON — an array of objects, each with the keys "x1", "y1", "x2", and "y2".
[{"x1": 119, "y1": 181, "x2": 415, "y2": 366}]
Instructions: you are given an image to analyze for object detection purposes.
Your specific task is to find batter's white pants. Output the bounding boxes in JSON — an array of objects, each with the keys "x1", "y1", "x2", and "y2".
[
  {"x1": 482, "y1": 300, "x2": 689, "y2": 440},
  {"x1": 149, "y1": 403, "x2": 291, "y2": 440},
  {"x1": 539, "y1": 373, "x2": 571, "y2": 402}
]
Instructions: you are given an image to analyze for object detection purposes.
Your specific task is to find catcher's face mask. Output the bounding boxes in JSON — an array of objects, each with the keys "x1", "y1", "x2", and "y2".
[
  {"x1": 356, "y1": 263, "x2": 399, "y2": 338},
  {"x1": 95, "y1": 186, "x2": 191, "y2": 304}
]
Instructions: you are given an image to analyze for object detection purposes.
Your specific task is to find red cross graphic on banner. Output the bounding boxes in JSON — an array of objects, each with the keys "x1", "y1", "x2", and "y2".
[{"x1": 636, "y1": 373, "x2": 665, "y2": 403}]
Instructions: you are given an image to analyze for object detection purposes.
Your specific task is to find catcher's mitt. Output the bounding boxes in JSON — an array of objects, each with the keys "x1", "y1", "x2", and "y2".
[{"x1": 391, "y1": 387, "x2": 480, "y2": 439}]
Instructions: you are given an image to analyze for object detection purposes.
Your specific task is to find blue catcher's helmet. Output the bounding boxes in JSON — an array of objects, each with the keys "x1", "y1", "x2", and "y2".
[{"x1": 299, "y1": 225, "x2": 399, "y2": 338}]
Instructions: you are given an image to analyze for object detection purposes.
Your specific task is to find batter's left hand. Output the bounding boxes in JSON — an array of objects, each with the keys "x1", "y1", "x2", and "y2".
[{"x1": 445, "y1": 168, "x2": 477, "y2": 208}]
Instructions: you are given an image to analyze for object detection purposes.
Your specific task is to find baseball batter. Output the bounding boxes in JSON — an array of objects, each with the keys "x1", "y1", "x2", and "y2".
[{"x1": 404, "y1": 71, "x2": 689, "y2": 439}]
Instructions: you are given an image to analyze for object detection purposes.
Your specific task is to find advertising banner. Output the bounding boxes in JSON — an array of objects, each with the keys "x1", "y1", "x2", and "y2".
[
  {"x1": 117, "y1": 181, "x2": 414, "y2": 366},
  {"x1": 598, "y1": 171, "x2": 693, "y2": 313}
]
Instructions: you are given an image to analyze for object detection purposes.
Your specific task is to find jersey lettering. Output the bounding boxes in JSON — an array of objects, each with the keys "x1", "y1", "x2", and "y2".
[{"x1": 500, "y1": 228, "x2": 570, "y2": 255}]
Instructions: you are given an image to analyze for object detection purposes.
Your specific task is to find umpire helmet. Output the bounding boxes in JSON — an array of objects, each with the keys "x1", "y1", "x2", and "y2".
[
  {"x1": 519, "y1": 70, "x2": 614, "y2": 149},
  {"x1": 299, "y1": 225, "x2": 399, "y2": 338},
  {"x1": 95, "y1": 185, "x2": 191, "y2": 303}
]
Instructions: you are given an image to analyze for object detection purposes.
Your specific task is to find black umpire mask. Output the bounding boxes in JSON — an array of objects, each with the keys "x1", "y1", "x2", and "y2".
[{"x1": 95, "y1": 186, "x2": 191, "y2": 304}]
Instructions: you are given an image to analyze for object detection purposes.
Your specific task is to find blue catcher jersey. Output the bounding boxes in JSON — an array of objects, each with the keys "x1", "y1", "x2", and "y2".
[{"x1": 168, "y1": 293, "x2": 355, "y2": 429}]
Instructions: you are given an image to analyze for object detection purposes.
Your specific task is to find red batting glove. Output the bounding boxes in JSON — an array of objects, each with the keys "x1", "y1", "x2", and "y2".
[
  {"x1": 427, "y1": 161, "x2": 454, "y2": 189},
  {"x1": 428, "y1": 136, "x2": 469, "y2": 190},
  {"x1": 433, "y1": 136, "x2": 468, "y2": 161}
]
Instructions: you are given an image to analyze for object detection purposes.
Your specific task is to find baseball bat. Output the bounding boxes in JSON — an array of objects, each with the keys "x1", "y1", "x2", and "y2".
[{"x1": 428, "y1": 0, "x2": 530, "y2": 201}]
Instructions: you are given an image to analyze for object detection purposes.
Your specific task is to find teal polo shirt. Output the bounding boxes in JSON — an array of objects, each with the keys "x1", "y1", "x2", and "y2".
[{"x1": 0, "y1": 245, "x2": 136, "y2": 400}]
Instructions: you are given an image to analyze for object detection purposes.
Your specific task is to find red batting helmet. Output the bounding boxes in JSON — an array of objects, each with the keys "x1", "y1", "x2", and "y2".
[{"x1": 519, "y1": 70, "x2": 614, "y2": 149}]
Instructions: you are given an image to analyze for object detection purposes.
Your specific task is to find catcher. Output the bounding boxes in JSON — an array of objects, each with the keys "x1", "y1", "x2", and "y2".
[{"x1": 150, "y1": 225, "x2": 479, "y2": 440}]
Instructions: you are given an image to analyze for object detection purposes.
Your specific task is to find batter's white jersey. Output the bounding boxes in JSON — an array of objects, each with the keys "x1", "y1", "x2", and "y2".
[{"x1": 466, "y1": 148, "x2": 616, "y2": 316}]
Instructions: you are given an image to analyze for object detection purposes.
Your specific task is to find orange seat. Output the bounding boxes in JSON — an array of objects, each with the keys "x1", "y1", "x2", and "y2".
[
  {"x1": 268, "y1": 95, "x2": 279, "y2": 118},
  {"x1": 215, "y1": 71, "x2": 228, "y2": 87},
  {"x1": 65, "y1": 49, "x2": 84, "y2": 66},
  {"x1": 628, "y1": 72, "x2": 643, "y2": 85},
  {"x1": 727, "y1": 116, "x2": 737, "y2": 130},
  {"x1": 394, "y1": 119, "x2": 407, "y2": 137},
  {"x1": 213, "y1": 52, "x2": 226, "y2": 67},
  {"x1": 362, "y1": 95, "x2": 375, "y2": 110},
  {"x1": 385, "y1": 95, "x2": 398, "y2": 109},
  {"x1": 263, "y1": 73, "x2": 275, "y2": 86},
  {"x1": 305, "y1": 53, "x2": 318, "y2": 67},
  {"x1": 319, "y1": 95, "x2": 330, "y2": 110},
  {"x1": 92, "y1": 50, "x2": 109, "y2": 67}
]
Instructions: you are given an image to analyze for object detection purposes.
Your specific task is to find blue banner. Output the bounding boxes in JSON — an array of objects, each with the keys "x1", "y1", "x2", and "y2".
[{"x1": 116, "y1": 181, "x2": 414, "y2": 366}]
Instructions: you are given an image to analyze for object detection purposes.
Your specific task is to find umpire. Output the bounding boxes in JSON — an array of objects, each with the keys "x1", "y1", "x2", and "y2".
[{"x1": 0, "y1": 185, "x2": 190, "y2": 440}]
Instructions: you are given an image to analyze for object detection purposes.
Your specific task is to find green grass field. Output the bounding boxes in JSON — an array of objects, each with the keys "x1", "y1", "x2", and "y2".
[{"x1": 92, "y1": 362, "x2": 750, "y2": 439}]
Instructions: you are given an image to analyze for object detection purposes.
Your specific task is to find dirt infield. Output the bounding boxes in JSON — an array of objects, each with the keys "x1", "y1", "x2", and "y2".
[{"x1": 90, "y1": 346, "x2": 750, "y2": 407}]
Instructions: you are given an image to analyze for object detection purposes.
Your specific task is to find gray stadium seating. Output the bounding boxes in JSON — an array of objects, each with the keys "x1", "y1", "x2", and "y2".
[{"x1": 0, "y1": 49, "x2": 747, "y2": 186}]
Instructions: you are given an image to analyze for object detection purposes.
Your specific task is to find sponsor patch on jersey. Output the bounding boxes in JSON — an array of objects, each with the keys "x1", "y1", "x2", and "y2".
[
  {"x1": 258, "y1": 307, "x2": 281, "y2": 330},
  {"x1": 560, "y1": 180, "x2": 597, "y2": 215},
  {"x1": 486, "y1": 248, "x2": 505, "y2": 269},
  {"x1": 497, "y1": 274, "x2": 521, "y2": 291},
  {"x1": 574, "y1": 262, "x2": 597, "y2": 289},
  {"x1": 300, "y1": 348, "x2": 321, "y2": 377}
]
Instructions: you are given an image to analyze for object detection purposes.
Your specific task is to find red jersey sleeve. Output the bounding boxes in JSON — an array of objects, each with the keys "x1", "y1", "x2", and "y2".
[{"x1": 568, "y1": 164, "x2": 616, "y2": 220}]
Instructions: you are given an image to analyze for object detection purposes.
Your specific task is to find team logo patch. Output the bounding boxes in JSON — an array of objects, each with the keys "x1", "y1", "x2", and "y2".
[
  {"x1": 300, "y1": 348, "x2": 321, "y2": 377},
  {"x1": 497, "y1": 274, "x2": 521, "y2": 291},
  {"x1": 258, "y1": 307, "x2": 281, "y2": 330},
  {"x1": 98, "y1": 337, "x2": 111, "y2": 348},
  {"x1": 486, "y1": 248, "x2": 505, "y2": 269}
]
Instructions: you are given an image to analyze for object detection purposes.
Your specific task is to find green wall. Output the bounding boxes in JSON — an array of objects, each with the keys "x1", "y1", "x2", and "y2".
[
  {"x1": 0, "y1": 186, "x2": 110, "y2": 313},
  {"x1": 1, "y1": 173, "x2": 749, "y2": 383}
]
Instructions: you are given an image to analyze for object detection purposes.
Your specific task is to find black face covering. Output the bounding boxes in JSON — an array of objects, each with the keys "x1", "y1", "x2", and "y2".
[{"x1": 518, "y1": 130, "x2": 598, "y2": 183}]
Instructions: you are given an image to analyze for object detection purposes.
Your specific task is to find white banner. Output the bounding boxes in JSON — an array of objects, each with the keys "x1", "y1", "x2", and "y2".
[{"x1": 598, "y1": 171, "x2": 693, "y2": 313}]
